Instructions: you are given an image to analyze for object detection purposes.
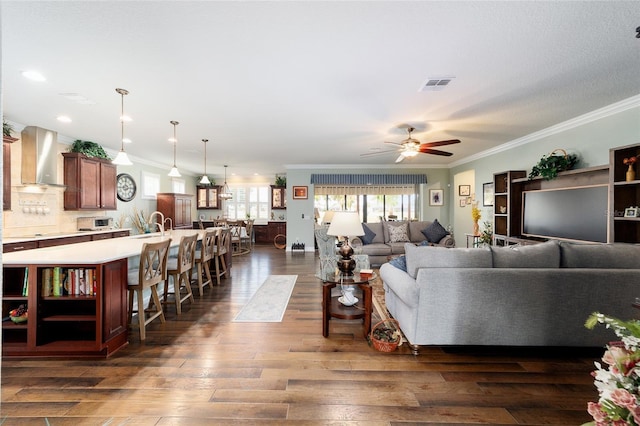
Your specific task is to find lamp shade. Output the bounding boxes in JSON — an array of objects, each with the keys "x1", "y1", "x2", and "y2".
[
  {"x1": 322, "y1": 210, "x2": 335, "y2": 225},
  {"x1": 327, "y1": 211, "x2": 364, "y2": 237}
]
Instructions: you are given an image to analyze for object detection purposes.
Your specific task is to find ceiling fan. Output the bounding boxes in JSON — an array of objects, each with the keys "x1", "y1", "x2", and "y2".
[{"x1": 362, "y1": 127, "x2": 461, "y2": 163}]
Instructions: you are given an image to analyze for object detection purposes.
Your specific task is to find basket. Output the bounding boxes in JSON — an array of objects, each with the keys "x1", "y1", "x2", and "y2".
[{"x1": 370, "y1": 318, "x2": 401, "y2": 352}]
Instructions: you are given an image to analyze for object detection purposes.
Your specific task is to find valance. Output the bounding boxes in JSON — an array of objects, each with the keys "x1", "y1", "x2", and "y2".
[
  {"x1": 310, "y1": 173, "x2": 427, "y2": 185},
  {"x1": 314, "y1": 185, "x2": 417, "y2": 195}
]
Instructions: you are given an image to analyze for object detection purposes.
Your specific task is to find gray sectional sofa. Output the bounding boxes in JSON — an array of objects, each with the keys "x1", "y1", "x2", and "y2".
[
  {"x1": 351, "y1": 220, "x2": 455, "y2": 267},
  {"x1": 380, "y1": 240, "x2": 640, "y2": 355}
]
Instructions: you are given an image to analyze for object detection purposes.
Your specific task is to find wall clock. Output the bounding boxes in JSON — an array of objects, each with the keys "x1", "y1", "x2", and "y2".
[{"x1": 116, "y1": 173, "x2": 137, "y2": 202}]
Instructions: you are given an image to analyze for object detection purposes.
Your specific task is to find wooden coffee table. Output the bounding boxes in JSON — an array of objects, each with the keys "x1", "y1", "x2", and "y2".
[{"x1": 322, "y1": 272, "x2": 374, "y2": 338}]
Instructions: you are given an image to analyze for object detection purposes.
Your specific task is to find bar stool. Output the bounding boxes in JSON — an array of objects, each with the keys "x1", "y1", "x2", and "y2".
[
  {"x1": 192, "y1": 229, "x2": 215, "y2": 296},
  {"x1": 164, "y1": 234, "x2": 197, "y2": 314},
  {"x1": 211, "y1": 227, "x2": 230, "y2": 285},
  {"x1": 127, "y1": 239, "x2": 171, "y2": 341}
]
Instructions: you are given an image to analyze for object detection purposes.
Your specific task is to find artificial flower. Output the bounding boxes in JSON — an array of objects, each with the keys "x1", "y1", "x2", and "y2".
[{"x1": 623, "y1": 156, "x2": 638, "y2": 165}]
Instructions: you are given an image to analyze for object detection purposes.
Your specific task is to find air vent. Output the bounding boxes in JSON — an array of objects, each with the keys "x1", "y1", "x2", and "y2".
[{"x1": 419, "y1": 76, "x2": 455, "y2": 92}]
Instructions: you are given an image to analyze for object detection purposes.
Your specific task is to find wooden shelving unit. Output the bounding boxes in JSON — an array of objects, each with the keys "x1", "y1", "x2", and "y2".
[
  {"x1": 492, "y1": 170, "x2": 526, "y2": 246},
  {"x1": 1, "y1": 260, "x2": 128, "y2": 358},
  {"x1": 610, "y1": 143, "x2": 640, "y2": 243}
]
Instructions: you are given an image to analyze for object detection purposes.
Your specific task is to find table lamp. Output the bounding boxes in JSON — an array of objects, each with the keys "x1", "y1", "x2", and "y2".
[
  {"x1": 322, "y1": 210, "x2": 335, "y2": 225},
  {"x1": 327, "y1": 211, "x2": 364, "y2": 276}
]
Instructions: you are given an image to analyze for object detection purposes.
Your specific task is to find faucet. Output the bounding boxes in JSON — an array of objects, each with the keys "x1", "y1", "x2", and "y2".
[
  {"x1": 163, "y1": 217, "x2": 173, "y2": 233},
  {"x1": 148, "y1": 211, "x2": 165, "y2": 236}
]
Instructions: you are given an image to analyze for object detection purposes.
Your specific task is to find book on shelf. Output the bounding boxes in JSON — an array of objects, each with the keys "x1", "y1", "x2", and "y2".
[
  {"x1": 52, "y1": 267, "x2": 62, "y2": 297},
  {"x1": 41, "y1": 268, "x2": 53, "y2": 297},
  {"x1": 22, "y1": 267, "x2": 29, "y2": 296}
]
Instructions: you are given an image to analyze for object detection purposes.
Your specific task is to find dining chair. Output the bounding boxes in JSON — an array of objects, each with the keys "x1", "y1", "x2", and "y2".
[
  {"x1": 229, "y1": 220, "x2": 243, "y2": 255},
  {"x1": 127, "y1": 238, "x2": 171, "y2": 341},
  {"x1": 164, "y1": 234, "x2": 197, "y2": 314},
  {"x1": 211, "y1": 227, "x2": 230, "y2": 285},
  {"x1": 241, "y1": 219, "x2": 254, "y2": 252},
  {"x1": 192, "y1": 229, "x2": 215, "y2": 296}
]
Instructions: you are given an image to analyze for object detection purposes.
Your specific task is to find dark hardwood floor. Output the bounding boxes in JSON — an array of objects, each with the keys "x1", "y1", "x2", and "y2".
[{"x1": 1, "y1": 245, "x2": 601, "y2": 425}]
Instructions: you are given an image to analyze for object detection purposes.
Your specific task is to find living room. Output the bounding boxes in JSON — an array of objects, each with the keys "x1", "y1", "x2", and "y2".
[{"x1": 2, "y1": 1, "x2": 640, "y2": 424}]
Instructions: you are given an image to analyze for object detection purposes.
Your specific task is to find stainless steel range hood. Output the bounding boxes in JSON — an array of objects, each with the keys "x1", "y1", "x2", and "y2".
[{"x1": 21, "y1": 126, "x2": 64, "y2": 187}]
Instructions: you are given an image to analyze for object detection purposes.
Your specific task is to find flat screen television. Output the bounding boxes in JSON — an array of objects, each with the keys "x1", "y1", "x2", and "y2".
[{"x1": 522, "y1": 185, "x2": 609, "y2": 243}]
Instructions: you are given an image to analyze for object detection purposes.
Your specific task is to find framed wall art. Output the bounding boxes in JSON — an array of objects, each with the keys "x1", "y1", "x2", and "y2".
[
  {"x1": 293, "y1": 186, "x2": 308, "y2": 199},
  {"x1": 459, "y1": 185, "x2": 470, "y2": 196},
  {"x1": 429, "y1": 189, "x2": 444, "y2": 206},
  {"x1": 483, "y1": 182, "x2": 494, "y2": 206}
]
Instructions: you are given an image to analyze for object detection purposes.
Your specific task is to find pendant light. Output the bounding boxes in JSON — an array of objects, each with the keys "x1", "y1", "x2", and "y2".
[
  {"x1": 219, "y1": 165, "x2": 233, "y2": 200},
  {"x1": 112, "y1": 88, "x2": 133, "y2": 166},
  {"x1": 168, "y1": 120, "x2": 181, "y2": 177},
  {"x1": 199, "y1": 139, "x2": 211, "y2": 185}
]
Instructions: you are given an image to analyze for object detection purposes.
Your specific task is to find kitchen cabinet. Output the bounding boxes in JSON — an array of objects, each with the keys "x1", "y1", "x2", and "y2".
[
  {"x1": 196, "y1": 185, "x2": 220, "y2": 209},
  {"x1": 271, "y1": 185, "x2": 286, "y2": 209},
  {"x1": 157, "y1": 193, "x2": 194, "y2": 229},
  {"x1": 63, "y1": 153, "x2": 117, "y2": 210},
  {"x1": 3, "y1": 135, "x2": 17, "y2": 210},
  {"x1": 3, "y1": 230, "x2": 131, "y2": 253},
  {"x1": 2, "y1": 259, "x2": 128, "y2": 357}
]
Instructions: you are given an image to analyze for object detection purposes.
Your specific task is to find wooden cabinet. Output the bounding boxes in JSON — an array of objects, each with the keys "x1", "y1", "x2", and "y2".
[
  {"x1": 254, "y1": 224, "x2": 269, "y2": 244},
  {"x1": 3, "y1": 135, "x2": 17, "y2": 210},
  {"x1": 492, "y1": 170, "x2": 526, "y2": 245},
  {"x1": 610, "y1": 143, "x2": 640, "y2": 243},
  {"x1": 2, "y1": 259, "x2": 128, "y2": 357},
  {"x1": 271, "y1": 185, "x2": 286, "y2": 209},
  {"x1": 157, "y1": 193, "x2": 194, "y2": 229},
  {"x1": 63, "y1": 153, "x2": 117, "y2": 210},
  {"x1": 3, "y1": 231, "x2": 131, "y2": 253},
  {"x1": 196, "y1": 185, "x2": 220, "y2": 209},
  {"x1": 267, "y1": 221, "x2": 286, "y2": 242}
]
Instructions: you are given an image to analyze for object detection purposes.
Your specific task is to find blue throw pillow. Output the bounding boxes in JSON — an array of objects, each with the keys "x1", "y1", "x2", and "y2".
[
  {"x1": 361, "y1": 223, "x2": 376, "y2": 245},
  {"x1": 421, "y1": 219, "x2": 448, "y2": 243},
  {"x1": 389, "y1": 255, "x2": 407, "y2": 272}
]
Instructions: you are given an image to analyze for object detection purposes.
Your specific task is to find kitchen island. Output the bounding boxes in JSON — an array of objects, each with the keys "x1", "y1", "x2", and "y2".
[{"x1": 2, "y1": 229, "x2": 213, "y2": 358}]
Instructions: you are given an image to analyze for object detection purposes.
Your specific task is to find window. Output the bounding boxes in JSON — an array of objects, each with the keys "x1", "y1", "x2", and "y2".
[
  {"x1": 315, "y1": 193, "x2": 417, "y2": 223},
  {"x1": 141, "y1": 171, "x2": 160, "y2": 200},
  {"x1": 224, "y1": 184, "x2": 270, "y2": 219},
  {"x1": 171, "y1": 178, "x2": 185, "y2": 194}
]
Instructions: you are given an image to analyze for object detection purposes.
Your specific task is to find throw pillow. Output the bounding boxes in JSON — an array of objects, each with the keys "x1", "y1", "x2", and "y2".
[
  {"x1": 389, "y1": 255, "x2": 407, "y2": 272},
  {"x1": 361, "y1": 224, "x2": 377, "y2": 245},
  {"x1": 388, "y1": 223, "x2": 409, "y2": 243},
  {"x1": 421, "y1": 219, "x2": 448, "y2": 243}
]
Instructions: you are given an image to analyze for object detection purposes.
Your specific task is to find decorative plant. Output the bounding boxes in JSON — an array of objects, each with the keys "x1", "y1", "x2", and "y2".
[
  {"x1": 275, "y1": 175, "x2": 286, "y2": 187},
  {"x1": 130, "y1": 208, "x2": 150, "y2": 234},
  {"x1": 471, "y1": 202, "x2": 481, "y2": 235},
  {"x1": 3, "y1": 119, "x2": 14, "y2": 137},
  {"x1": 371, "y1": 324, "x2": 402, "y2": 344},
  {"x1": 478, "y1": 220, "x2": 493, "y2": 246},
  {"x1": 69, "y1": 139, "x2": 111, "y2": 160},
  {"x1": 528, "y1": 149, "x2": 578, "y2": 181},
  {"x1": 582, "y1": 312, "x2": 640, "y2": 426}
]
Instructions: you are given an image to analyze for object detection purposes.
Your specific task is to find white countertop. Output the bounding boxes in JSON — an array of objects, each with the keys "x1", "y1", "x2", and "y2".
[
  {"x1": 3, "y1": 229, "x2": 132, "y2": 244},
  {"x1": 2, "y1": 229, "x2": 208, "y2": 266}
]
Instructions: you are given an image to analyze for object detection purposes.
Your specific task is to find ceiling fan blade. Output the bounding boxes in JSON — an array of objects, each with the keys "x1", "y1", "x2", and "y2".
[
  {"x1": 420, "y1": 139, "x2": 461, "y2": 148},
  {"x1": 384, "y1": 141, "x2": 404, "y2": 146},
  {"x1": 395, "y1": 155, "x2": 405, "y2": 163},
  {"x1": 419, "y1": 148, "x2": 454, "y2": 156},
  {"x1": 360, "y1": 149, "x2": 400, "y2": 157}
]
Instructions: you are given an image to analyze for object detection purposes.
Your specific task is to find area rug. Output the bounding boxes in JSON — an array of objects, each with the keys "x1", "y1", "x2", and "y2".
[{"x1": 233, "y1": 275, "x2": 298, "y2": 322}]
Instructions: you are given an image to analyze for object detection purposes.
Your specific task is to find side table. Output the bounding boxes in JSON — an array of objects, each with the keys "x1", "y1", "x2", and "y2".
[{"x1": 322, "y1": 272, "x2": 373, "y2": 338}]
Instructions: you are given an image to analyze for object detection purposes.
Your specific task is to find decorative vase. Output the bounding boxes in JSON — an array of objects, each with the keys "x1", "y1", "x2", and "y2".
[
  {"x1": 473, "y1": 221, "x2": 480, "y2": 236},
  {"x1": 626, "y1": 164, "x2": 636, "y2": 182}
]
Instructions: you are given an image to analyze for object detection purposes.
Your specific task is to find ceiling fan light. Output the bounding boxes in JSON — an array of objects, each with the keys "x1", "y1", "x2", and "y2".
[{"x1": 402, "y1": 150, "x2": 418, "y2": 158}]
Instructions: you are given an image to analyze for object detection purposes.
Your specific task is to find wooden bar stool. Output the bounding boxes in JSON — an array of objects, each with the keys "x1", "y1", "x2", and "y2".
[
  {"x1": 127, "y1": 239, "x2": 171, "y2": 341},
  {"x1": 211, "y1": 227, "x2": 230, "y2": 285},
  {"x1": 192, "y1": 229, "x2": 215, "y2": 296},
  {"x1": 164, "y1": 234, "x2": 197, "y2": 314}
]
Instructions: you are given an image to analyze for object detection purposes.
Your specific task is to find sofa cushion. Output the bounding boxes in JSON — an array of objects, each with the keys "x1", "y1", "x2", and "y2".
[
  {"x1": 491, "y1": 240, "x2": 561, "y2": 268},
  {"x1": 421, "y1": 219, "x2": 448, "y2": 243},
  {"x1": 560, "y1": 242, "x2": 640, "y2": 268},
  {"x1": 363, "y1": 222, "x2": 385, "y2": 244},
  {"x1": 389, "y1": 242, "x2": 408, "y2": 254},
  {"x1": 361, "y1": 224, "x2": 377, "y2": 245},
  {"x1": 404, "y1": 243, "x2": 493, "y2": 279},
  {"x1": 388, "y1": 255, "x2": 407, "y2": 272},
  {"x1": 359, "y1": 243, "x2": 393, "y2": 256},
  {"x1": 408, "y1": 221, "x2": 429, "y2": 243},
  {"x1": 388, "y1": 222, "x2": 410, "y2": 243}
]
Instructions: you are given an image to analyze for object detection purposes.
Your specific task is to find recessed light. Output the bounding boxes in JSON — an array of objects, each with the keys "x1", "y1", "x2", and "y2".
[
  {"x1": 21, "y1": 70, "x2": 46, "y2": 82},
  {"x1": 60, "y1": 93, "x2": 96, "y2": 105},
  {"x1": 56, "y1": 115, "x2": 72, "y2": 123}
]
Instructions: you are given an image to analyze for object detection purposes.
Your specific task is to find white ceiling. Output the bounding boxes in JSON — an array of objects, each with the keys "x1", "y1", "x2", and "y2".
[{"x1": 2, "y1": 1, "x2": 639, "y2": 179}]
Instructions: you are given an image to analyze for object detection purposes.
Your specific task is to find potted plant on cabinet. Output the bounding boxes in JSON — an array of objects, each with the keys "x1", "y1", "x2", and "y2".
[{"x1": 69, "y1": 140, "x2": 111, "y2": 160}]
